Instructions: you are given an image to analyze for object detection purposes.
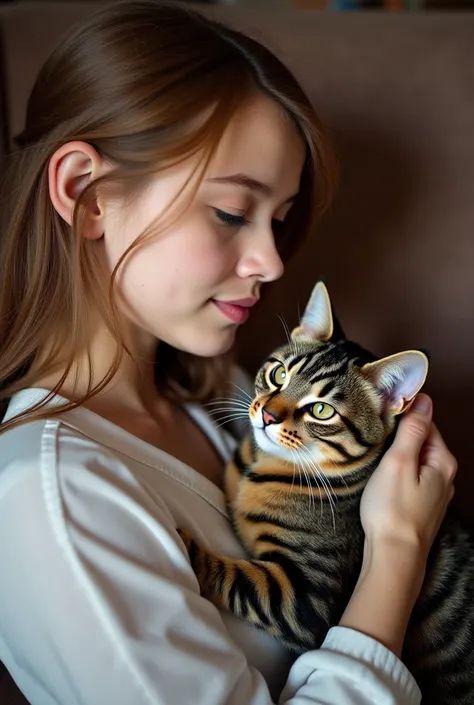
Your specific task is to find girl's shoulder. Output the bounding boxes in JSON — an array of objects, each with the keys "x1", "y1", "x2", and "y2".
[{"x1": 0, "y1": 402, "x2": 156, "y2": 519}]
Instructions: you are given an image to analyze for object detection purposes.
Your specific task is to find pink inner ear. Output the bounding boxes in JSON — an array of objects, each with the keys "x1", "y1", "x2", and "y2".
[
  {"x1": 402, "y1": 396, "x2": 415, "y2": 413},
  {"x1": 395, "y1": 395, "x2": 413, "y2": 415},
  {"x1": 377, "y1": 355, "x2": 427, "y2": 413},
  {"x1": 378, "y1": 389, "x2": 407, "y2": 417},
  {"x1": 397, "y1": 363, "x2": 426, "y2": 401},
  {"x1": 380, "y1": 389, "x2": 405, "y2": 415}
]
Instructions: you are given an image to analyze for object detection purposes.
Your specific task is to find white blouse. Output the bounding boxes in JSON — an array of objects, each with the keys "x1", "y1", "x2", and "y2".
[{"x1": 0, "y1": 385, "x2": 421, "y2": 705}]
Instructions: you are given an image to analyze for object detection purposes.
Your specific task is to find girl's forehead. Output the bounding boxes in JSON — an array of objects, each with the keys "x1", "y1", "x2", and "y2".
[{"x1": 207, "y1": 95, "x2": 305, "y2": 199}]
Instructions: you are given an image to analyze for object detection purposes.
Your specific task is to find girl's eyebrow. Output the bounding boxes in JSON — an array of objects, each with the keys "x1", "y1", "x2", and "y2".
[{"x1": 206, "y1": 173, "x2": 297, "y2": 205}]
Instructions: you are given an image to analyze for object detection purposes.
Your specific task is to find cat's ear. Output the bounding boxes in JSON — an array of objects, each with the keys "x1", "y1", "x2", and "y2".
[
  {"x1": 361, "y1": 351, "x2": 429, "y2": 415},
  {"x1": 291, "y1": 281, "x2": 334, "y2": 342}
]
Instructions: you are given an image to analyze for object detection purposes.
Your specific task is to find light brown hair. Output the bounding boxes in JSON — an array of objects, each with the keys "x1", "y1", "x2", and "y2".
[{"x1": 0, "y1": 0, "x2": 337, "y2": 432}]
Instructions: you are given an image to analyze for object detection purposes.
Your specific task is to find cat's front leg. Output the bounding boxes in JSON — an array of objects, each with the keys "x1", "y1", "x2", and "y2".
[
  {"x1": 177, "y1": 528, "x2": 326, "y2": 651},
  {"x1": 177, "y1": 528, "x2": 267, "y2": 617}
]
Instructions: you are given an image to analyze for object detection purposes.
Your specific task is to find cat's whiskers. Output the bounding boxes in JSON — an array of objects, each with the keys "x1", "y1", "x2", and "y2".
[
  {"x1": 211, "y1": 410, "x2": 249, "y2": 420},
  {"x1": 289, "y1": 451, "x2": 308, "y2": 510},
  {"x1": 227, "y1": 382, "x2": 253, "y2": 403},
  {"x1": 206, "y1": 405, "x2": 250, "y2": 417},
  {"x1": 213, "y1": 414, "x2": 251, "y2": 429},
  {"x1": 291, "y1": 449, "x2": 305, "y2": 494},
  {"x1": 291, "y1": 442, "x2": 323, "y2": 513},
  {"x1": 277, "y1": 314, "x2": 292, "y2": 348},
  {"x1": 311, "y1": 455, "x2": 339, "y2": 508},
  {"x1": 299, "y1": 448, "x2": 318, "y2": 512},
  {"x1": 289, "y1": 450, "x2": 298, "y2": 491},
  {"x1": 207, "y1": 410, "x2": 249, "y2": 420},
  {"x1": 206, "y1": 397, "x2": 250, "y2": 410},
  {"x1": 278, "y1": 313, "x2": 301, "y2": 355},
  {"x1": 295, "y1": 451, "x2": 318, "y2": 512},
  {"x1": 205, "y1": 399, "x2": 251, "y2": 419},
  {"x1": 325, "y1": 457, "x2": 350, "y2": 491},
  {"x1": 301, "y1": 444, "x2": 339, "y2": 501},
  {"x1": 296, "y1": 449, "x2": 324, "y2": 519},
  {"x1": 298, "y1": 444, "x2": 337, "y2": 531},
  {"x1": 313, "y1": 461, "x2": 338, "y2": 533}
]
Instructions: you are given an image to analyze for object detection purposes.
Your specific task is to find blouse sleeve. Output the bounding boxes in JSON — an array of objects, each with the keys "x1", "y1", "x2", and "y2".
[{"x1": 0, "y1": 419, "x2": 421, "y2": 705}]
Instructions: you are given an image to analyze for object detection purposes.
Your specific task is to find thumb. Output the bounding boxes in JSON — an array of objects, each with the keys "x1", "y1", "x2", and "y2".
[{"x1": 390, "y1": 393, "x2": 433, "y2": 460}]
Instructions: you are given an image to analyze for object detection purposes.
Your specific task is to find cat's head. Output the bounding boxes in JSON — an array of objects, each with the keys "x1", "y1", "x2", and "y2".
[{"x1": 249, "y1": 281, "x2": 428, "y2": 484}]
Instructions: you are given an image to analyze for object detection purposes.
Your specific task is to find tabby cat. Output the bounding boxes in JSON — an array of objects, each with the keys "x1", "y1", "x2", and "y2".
[{"x1": 179, "y1": 281, "x2": 474, "y2": 704}]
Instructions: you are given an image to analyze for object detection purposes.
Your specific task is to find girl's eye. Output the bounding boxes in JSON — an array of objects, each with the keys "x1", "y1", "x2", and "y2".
[
  {"x1": 309, "y1": 402, "x2": 336, "y2": 421},
  {"x1": 214, "y1": 209, "x2": 285, "y2": 235},
  {"x1": 214, "y1": 208, "x2": 250, "y2": 228}
]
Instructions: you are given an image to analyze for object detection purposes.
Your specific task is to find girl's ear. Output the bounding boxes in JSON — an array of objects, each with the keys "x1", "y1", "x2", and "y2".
[{"x1": 48, "y1": 141, "x2": 106, "y2": 240}]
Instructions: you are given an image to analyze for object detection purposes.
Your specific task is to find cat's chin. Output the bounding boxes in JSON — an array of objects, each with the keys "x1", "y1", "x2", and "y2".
[{"x1": 253, "y1": 427, "x2": 298, "y2": 462}]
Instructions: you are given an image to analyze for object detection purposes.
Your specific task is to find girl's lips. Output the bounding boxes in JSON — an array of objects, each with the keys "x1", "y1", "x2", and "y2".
[{"x1": 212, "y1": 299, "x2": 252, "y2": 324}]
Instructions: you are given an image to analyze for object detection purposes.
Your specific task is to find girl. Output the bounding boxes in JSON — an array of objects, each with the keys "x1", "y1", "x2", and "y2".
[{"x1": 0, "y1": 2, "x2": 456, "y2": 704}]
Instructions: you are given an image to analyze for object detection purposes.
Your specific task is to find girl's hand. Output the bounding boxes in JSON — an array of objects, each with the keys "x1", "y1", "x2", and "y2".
[
  {"x1": 340, "y1": 395, "x2": 457, "y2": 657},
  {"x1": 360, "y1": 394, "x2": 457, "y2": 559}
]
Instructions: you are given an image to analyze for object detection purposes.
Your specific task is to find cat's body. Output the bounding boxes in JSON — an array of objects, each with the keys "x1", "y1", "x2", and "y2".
[{"x1": 179, "y1": 283, "x2": 474, "y2": 704}]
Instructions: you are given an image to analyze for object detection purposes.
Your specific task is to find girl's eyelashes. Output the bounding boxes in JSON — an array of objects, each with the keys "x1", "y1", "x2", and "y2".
[
  {"x1": 213, "y1": 208, "x2": 285, "y2": 235},
  {"x1": 214, "y1": 208, "x2": 250, "y2": 228}
]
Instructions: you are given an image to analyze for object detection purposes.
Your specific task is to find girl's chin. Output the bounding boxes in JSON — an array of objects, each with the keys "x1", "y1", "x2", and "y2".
[{"x1": 187, "y1": 328, "x2": 237, "y2": 358}]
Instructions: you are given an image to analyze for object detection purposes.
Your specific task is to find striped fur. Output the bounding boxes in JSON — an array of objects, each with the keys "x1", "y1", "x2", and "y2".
[{"x1": 179, "y1": 283, "x2": 474, "y2": 704}]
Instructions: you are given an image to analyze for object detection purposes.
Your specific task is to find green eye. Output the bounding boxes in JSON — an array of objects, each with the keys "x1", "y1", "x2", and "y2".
[
  {"x1": 269, "y1": 364, "x2": 287, "y2": 387},
  {"x1": 310, "y1": 402, "x2": 335, "y2": 420}
]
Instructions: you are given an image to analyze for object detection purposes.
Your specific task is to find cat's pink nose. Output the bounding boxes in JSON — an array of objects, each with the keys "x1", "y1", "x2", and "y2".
[{"x1": 262, "y1": 408, "x2": 282, "y2": 426}]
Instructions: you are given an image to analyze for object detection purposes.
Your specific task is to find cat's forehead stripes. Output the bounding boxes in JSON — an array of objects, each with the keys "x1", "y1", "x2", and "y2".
[
  {"x1": 287, "y1": 353, "x2": 315, "y2": 374},
  {"x1": 308, "y1": 360, "x2": 351, "y2": 386},
  {"x1": 318, "y1": 379, "x2": 338, "y2": 398},
  {"x1": 270, "y1": 347, "x2": 354, "y2": 401},
  {"x1": 282, "y1": 345, "x2": 352, "y2": 379},
  {"x1": 285, "y1": 345, "x2": 337, "y2": 371}
]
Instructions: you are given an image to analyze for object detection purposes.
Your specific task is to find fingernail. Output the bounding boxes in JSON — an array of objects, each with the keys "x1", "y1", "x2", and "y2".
[{"x1": 413, "y1": 394, "x2": 432, "y2": 415}]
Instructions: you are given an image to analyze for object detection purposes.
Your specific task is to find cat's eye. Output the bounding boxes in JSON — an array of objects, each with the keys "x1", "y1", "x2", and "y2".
[
  {"x1": 269, "y1": 364, "x2": 287, "y2": 387},
  {"x1": 310, "y1": 402, "x2": 335, "y2": 420}
]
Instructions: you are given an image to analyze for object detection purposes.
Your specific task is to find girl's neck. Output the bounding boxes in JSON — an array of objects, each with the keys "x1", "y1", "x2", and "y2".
[{"x1": 29, "y1": 322, "x2": 162, "y2": 419}]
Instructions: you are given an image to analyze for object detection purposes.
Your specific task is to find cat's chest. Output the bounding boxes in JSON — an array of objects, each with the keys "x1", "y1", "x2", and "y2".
[
  {"x1": 230, "y1": 451, "x2": 332, "y2": 513},
  {"x1": 226, "y1": 450, "x2": 364, "y2": 569}
]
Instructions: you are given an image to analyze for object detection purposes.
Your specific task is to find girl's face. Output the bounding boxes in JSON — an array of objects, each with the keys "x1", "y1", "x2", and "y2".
[{"x1": 101, "y1": 94, "x2": 306, "y2": 357}]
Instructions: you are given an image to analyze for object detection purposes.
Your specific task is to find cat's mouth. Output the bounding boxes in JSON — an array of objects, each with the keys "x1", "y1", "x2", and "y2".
[
  {"x1": 254, "y1": 425, "x2": 275, "y2": 444},
  {"x1": 254, "y1": 427, "x2": 302, "y2": 464}
]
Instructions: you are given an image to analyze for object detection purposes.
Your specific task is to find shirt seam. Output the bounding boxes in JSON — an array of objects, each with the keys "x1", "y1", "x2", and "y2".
[
  {"x1": 40, "y1": 418, "x2": 162, "y2": 705},
  {"x1": 56, "y1": 415, "x2": 230, "y2": 519}
]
